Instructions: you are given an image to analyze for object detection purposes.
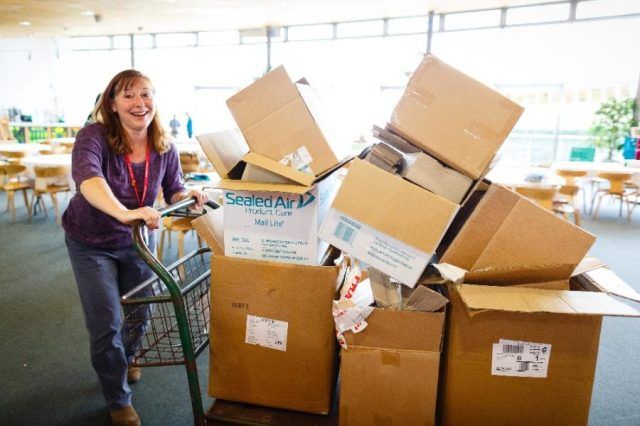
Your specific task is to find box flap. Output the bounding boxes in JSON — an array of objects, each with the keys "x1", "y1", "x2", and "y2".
[
  {"x1": 243, "y1": 151, "x2": 316, "y2": 186},
  {"x1": 456, "y1": 284, "x2": 640, "y2": 317},
  {"x1": 212, "y1": 177, "x2": 312, "y2": 195},
  {"x1": 332, "y1": 158, "x2": 458, "y2": 254},
  {"x1": 344, "y1": 308, "x2": 444, "y2": 352},
  {"x1": 572, "y1": 257, "x2": 607, "y2": 276},
  {"x1": 464, "y1": 263, "x2": 577, "y2": 286},
  {"x1": 196, "y1": 129, "x2": 248, "y2": 179},
  {"x1": 572, "y1": 267, "x2": 640, "y2": 303},
  {"x1": 192, "y1": 209, "x2": 224, "y2": 255}
]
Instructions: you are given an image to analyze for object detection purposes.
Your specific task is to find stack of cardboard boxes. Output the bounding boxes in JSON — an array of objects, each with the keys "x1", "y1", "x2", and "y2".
[{"x1": 194, "y1": 54, "x2": 640, "y2": 424}]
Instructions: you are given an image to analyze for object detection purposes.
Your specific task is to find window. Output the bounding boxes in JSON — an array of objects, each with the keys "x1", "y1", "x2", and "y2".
[
  {"x1": 445, "y1": 10, "x2": 501, "y2": 30},
  {"x1": 337, "y1": 20, "x2": 383, "y2": 38},
  {"x1": 155, "y1": 33, "x2": 196, "y2": 48},
  {"x1": 71, "y1": 36, "x2": 110, "y2": 50},
  {"x1": 287, "y1": 24, "x2": 333, "y2": 41},
  {"x1": 508, "y1": 3, "x2": 571, "y2": 25}
]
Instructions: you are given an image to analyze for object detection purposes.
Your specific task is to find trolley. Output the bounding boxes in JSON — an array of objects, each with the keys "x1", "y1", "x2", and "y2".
[{"x1": 121, "y1": 198, "x2": 218, "y2": 426}]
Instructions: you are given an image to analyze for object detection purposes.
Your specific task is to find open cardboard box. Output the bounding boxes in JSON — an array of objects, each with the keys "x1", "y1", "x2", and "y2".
[
  {"x1": 437, "y1": 259, "x2": 640, "y2": 425},
  {"x1": 340, "y1": 307, "x2": 445, "y2": 426},
  {"x1": 388, "y1": 54, "x2": 524, "y2": 180},
  {"x1": 318, "y1": 158, "x2": 459, "y2": 287},
  {"x1": 208, "y1": 253, "x2": 340, "y2": 414},
  {"x1": 226, "y1": 65, "x2": 348, "y2": 179},
  {"x1": 196, "y1": 129, "x2": 349, "y2": 265},
  {"x1": 439, "y1": 183, "x2": 596, "y2": 272}
]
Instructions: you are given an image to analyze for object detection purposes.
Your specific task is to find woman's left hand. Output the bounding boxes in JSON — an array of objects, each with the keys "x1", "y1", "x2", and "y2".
[{"x1": 177, "y1": 189, "x2": 208, "y2": 210}]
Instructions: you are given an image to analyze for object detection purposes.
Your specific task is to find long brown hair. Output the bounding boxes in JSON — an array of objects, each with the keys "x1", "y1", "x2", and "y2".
[{"x1": 92, "y1": 69, "x2": 170, "y2": 155}]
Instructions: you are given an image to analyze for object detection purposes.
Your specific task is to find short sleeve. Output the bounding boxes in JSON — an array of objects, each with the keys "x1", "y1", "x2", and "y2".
[
  {"x1": 161, "y1": 143, "x2": 186, "y2": 204},
  {"x1": 71, "y1": 125, "x2": 106, "y2": 187}
]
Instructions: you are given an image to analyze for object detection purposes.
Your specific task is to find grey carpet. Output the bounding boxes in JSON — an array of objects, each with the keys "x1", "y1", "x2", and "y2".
[{"x1": 0, "y1": 192, "x2": 638, "y2": 425}]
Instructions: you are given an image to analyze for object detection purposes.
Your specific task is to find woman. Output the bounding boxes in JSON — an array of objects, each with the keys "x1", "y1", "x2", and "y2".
[{"x1": 62, "y1": 70, "x2": 206, "y2": 426}]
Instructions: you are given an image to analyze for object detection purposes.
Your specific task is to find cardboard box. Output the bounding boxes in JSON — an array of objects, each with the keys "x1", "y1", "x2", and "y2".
[
  {"x1": 220, "y1": 169, "x2": 340, "y2": 265},
  {"x1": 439, "y1": 276, "x2": 640, "y2": 426},
  {"x1": 195, "y1": 129, "x2": 248, "y2": 179},
  {"x1": 227, "y1": 66, "x2": 345, "y2": 177},
  {"x1": 440, "y1": 184, "x2": 596, "y2": 272},
  {"x1": 389, "y1": 54, "x2": 524, "y2": 180},
  {"x1": 208, "y1": 254, "x2": 339, "y2": 414},
  {"x1": 340, "y1": 308, "x2": 445, "y2": 426},
  {"x1": 318, "y1": 158, "x2": 459, "y2": 287}
]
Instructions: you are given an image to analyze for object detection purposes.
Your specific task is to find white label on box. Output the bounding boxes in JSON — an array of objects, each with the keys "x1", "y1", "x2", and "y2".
[
  {"x1": 279, "y1": 146, "x2": 313, "y2": 174},
  {"x1": 491, "y1": 339, "x2": 552, "y2": 378},
  {"x1": 318, "y1": 209, "x2": 431, "y2": 287},
  {"x1": 245, "y1": 315, "x2": 288, "y2": 352}
]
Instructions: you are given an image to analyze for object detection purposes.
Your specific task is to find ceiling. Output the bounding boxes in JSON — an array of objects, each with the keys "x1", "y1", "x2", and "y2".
[{"x1": 0, "y1": 0, "x2": 566, "y2": 38}]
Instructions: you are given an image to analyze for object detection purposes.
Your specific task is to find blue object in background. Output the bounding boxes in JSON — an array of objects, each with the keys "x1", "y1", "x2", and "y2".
[
  {"x1": 570, "y1": 146, "x2": 595, "y2": 161},
  {"x1": 622, "y1": 137, "x2": 638, "y2": 159}
]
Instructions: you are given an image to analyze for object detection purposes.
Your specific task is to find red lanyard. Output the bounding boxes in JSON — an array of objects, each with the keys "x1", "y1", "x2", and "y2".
[{"x1": 124, "y1": 145, "x2": 151, "y2": 208}]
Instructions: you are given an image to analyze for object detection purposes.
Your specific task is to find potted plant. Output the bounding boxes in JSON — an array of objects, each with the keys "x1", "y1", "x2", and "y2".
[{"x1": 588, "y1": 98, "x2": 637, "y2": 161}]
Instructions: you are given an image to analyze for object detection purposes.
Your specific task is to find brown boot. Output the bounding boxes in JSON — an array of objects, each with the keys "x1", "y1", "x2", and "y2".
[
  {"x1": 127, "y1": 366, "x2": 142, "y2": 383},
  {"x1": 109, "y1": 405, "x2": 140, "y2": 426}
]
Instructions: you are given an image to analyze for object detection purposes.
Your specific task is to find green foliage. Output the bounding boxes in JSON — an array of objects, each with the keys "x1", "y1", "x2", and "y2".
[{"x1": 588, "y1": 98, "x2": 637, "y2": 159}]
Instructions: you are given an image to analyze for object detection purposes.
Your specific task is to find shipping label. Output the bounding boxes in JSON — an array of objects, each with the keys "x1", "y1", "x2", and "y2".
[
  {"x1": 318, "y1": 209, "x2": 431, "y2": 287},
  {"x1": 491, "y1": 339, "x2": 552, "y2": 378},
  {"x1": 245, "y1": 315, "x2": 288, "y2": 352}
]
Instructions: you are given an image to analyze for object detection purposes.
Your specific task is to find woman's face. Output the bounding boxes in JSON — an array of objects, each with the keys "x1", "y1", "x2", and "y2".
[{"x1": 110, "y1": 78, "x2": 156, "y2": 136}]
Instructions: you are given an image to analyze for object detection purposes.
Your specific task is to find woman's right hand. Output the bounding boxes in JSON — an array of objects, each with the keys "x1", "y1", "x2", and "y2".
[{"x1": 118, "y1": 206, "x2": 161, "y2": 230}]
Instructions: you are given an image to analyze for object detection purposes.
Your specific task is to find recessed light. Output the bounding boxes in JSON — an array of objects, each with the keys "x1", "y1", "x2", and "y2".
[
  {"x1": 81, "y1": 10, "x2": 95, "y2": 16},
  {"x1": 19, "y1": 21, "x2": 31, "y2": 26}
]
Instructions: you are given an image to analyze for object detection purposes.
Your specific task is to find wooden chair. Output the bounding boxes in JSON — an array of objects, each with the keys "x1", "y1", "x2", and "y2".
[
  {"x1": 0, "y1": 164, "x2": 32, "y2": 222},
  {"x1": 0, "y1": 150, "x2": 26, "y2": 164},
  {"x1": 0, "y1": 118, "x2": 13, "y2": 140},
  {"x1": 30, "y1": 166, "x2": 71, "y2": 224},
  {"x1": 554, "y1": 168, "x2": 588, "y2": 210},
  {"x1": 514, "y1": 185, "x2": 558, "y2": 210},
  {"x1": 554, "y1": 184, "x2": 581, "y2": 226},
  {"x1": 592, "y1": 172, "x2": 634, "y2": 221},
  {"x1": 179, "y1": 152, "x2": 200, "y2": 176},
  {"x1": 157, "y1": 216, "x2": 202, "y2": 262}
]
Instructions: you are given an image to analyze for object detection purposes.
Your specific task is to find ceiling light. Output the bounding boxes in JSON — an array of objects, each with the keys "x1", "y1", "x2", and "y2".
[
  {"x1": 19, "y1": 21, "x2": 31, "y2": 26},
  {"x1": 81, "y1": 10, "x2": 95, "y2": 16}
]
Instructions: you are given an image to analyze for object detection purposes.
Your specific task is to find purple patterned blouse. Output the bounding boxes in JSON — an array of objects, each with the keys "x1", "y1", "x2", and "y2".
[{"x1": 62, "y1": 123, "x2": 184, "y2": 249}]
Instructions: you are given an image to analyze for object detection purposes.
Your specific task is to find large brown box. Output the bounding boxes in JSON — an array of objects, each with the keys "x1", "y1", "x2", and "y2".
[
  {"x1": 441, "y1": 183, "x2": 596, "y2": 272},
  {"x1": 439, "y1": 280, "x2": 640, "y2": 426},
  {"x1": 340, "y1": 308, "x2": 445, "y2": 426},
  {"x1": 389, "y1": 54, "x2": 524, "y2": 180},
  {"x1": 226, "y1": 65, "x2": 345, "y2": 178},
  {"x1": 208, "y1": 255, "x2": 339, "y2": 414}
]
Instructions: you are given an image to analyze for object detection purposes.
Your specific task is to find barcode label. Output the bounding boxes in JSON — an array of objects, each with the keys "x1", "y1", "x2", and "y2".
[
  {"x1": 492, "y1": 339, "x2": 551, "y2": 378},
  {"x1": 503, "y1": 344, "x2": 524, "y2": 354},
  {"x1": 334, "y1": 222, "x2": 356, "y2": 245}
]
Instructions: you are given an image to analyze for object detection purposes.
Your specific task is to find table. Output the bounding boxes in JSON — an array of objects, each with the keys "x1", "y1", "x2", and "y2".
[
  {"x1": 21, "y1": 154, "x2": 74, "y2": 190},
  {"x1": 0, "y1": 143, "x2": 51, "y2": 155},
  {"x1": 486, "y1": 166, "x2": 564, "y2": 188}
]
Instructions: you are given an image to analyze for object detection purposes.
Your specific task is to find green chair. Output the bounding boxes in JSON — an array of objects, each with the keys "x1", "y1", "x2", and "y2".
[{"x1": 570, "y1": 147, "x2": 595, "y2": 162}]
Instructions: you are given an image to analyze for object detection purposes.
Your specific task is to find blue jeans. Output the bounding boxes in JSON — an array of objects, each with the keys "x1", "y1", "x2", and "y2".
[{"x1": 65, "y1": 233, "x2": 156, "y2": 410}]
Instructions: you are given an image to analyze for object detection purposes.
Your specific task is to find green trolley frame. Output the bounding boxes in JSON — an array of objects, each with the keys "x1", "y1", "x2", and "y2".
[{"x1": 121, "y1": 198, "x2": 217, "y2": 425}]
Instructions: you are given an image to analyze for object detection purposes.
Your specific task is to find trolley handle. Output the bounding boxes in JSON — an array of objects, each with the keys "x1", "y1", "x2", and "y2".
[{"x1": 132, "y1": 197, "x2": 220, "y2": 276}]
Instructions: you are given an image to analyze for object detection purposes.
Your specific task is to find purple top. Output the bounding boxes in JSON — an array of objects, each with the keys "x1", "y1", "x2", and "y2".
[{"x1": 62, "y1": 123, "x2": 184, "y2": 249}]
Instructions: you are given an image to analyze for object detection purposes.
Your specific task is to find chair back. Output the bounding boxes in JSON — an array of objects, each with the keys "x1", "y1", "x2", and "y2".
[
  {"x1": 514, "y1": 185, "x2": 558, "y2": 210},
  {"x1": 597, "y1": 172, "x2": 632, "y2": 194},
  {"x1": 180, "y1": 152, "x2": 200, "y2": 173},
  {"x1": 0, "y1": 150, "x2": 26, "y2": 164},
  {"x1": 0, "y1": 164, "x2": 27, "y2": 185},
  {"x1": 555, "y1": 168, "x2": 587, "y2": 185},
  {"x1": 34, "y1": 165, "x2": 67, "y2": 178}
]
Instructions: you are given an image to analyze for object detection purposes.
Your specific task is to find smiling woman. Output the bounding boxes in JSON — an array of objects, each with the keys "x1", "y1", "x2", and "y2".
[{"x1": 61, "y1": 69, "x2": 208, "y2": 426}]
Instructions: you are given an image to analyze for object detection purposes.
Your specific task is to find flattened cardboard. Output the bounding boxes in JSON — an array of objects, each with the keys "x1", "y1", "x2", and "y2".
[
  {"x1": 373, "y1": 125, "x2": 474, "y2": 204},
  {"x1": 191, "y1": 208, "x2": 224, "y2": 255},
  {"x1": 389, "y1": 54, "x2": 524, "y2": 179},
  {"x1": 209, "y1": 255, "x2": 339, "y2": 414},
  {"x1": 196, "y1": 129, "x2": 248, "y2": 179},
  {"x1": 340, "y1": 308, "x2": 444, "y2": 426},
  {"x1": 318, "y1": 159, "x2": 458, "y2": 286},
  {"x1": 439, "y1": 284, "x2": 603, "y2": 426},
  {"x1": 241, "y1": 163, "x2": 296, "y2": 185},
  {"x1": 441, "y1": 184, "x2": 595, "y2": 273},
  {"x1": 226, "y1": 66, "x2": 342, "y2": 176},
  {"x1": 457, "y1": 284, "x2": 640, "y2": 317}
]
